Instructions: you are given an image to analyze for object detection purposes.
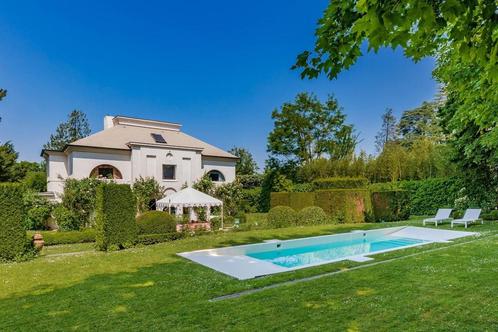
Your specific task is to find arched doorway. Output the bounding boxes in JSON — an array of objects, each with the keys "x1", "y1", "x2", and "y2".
[{"x1": 90, "y1": 164, "x2": 123, "y2": 179}]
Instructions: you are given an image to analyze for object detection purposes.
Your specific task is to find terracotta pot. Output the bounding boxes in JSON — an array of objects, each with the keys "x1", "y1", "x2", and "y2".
[{"x1": 32, "y1": 233, "x2": 44, "y2": 251}]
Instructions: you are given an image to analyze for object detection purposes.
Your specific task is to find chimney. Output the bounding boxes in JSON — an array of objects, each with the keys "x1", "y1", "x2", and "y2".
[{"x1": 103, "y1": 115, "x2": 115, "y2": 130}]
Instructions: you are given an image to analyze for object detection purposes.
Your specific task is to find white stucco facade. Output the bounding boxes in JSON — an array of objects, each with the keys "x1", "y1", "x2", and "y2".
[{"x1": 43, "y1": 115, "x2": 237, "y2": 198}]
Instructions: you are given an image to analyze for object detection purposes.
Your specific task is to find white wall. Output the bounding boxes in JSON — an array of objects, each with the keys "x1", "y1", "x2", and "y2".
[
  {"x1": 46, "y1": 146, "x2": 236, "y2": 197},
  {"x1": 202, "y1": 157, "x2": 236, "y2": 184},
  {"x1": 46, "y1": 153, "x2": 68, "y2": 195},
  {"x1": 70, "y1": 150, "x2": 132, "y2": 181},
  {"x1": 131, "y1": 146, "x2": 203, "y2": 193}
]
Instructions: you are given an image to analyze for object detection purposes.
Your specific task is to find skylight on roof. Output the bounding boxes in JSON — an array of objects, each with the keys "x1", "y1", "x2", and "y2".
[{"x1": 151, "y1": 133, "x2": 167, "y2": 144}]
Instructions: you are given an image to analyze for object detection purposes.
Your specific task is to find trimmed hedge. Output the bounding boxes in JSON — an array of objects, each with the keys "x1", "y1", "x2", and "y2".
[
  {"x1": 371, "y1": 190, "x2": 411, "y2": 222},
  {"x1": 271, "y1": 189, "x2": 372, "y2": 223},
  {"x1": 270, "y1": 192, "x2": 291, "y2": 208},
  {"x1": 297, "y1": 206, "x2": 328, "y2": 225},
  {"x1": 313, "y1": 177, "x2": 368, "y2": 190},
  {"x1": 137, "y1": 232, "x2": 183, "y2": 245},
  {"x1": 0, "y1": 184, "x2": 28, "y2": 260},
  {"x1": 315, "y1": 189, "x2": 372, "y2": 223},
  {"x1": 136, "y1": 211, "x2": 176, "y2": 235},
  {"x1": 28, "y1": 229, "x2": 96, "y2": 246},
  {"x1": 95, "y1": 183, "x2": 137, "y2": 251},
  {"x1": 267, "y1": 206, "x2": 297, "y2": 228}
]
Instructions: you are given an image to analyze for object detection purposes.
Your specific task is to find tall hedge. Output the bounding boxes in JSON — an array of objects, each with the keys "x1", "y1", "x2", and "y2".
[
  {"x1": 0, "y1": 184, "x2": 28, "y2": 260},
  {"x1": 271, "y1": 189, "x2": 372, "y2": 223},
  {"x1": 371, "y1": 190, "x2": 410, "y2": 222},
  {"x1": 95, "y1": 183, "x2": 137, "y2": 251},
  {"x1": 315, "y1": 189, "x2": 372, "y2": 223},
  {"x1": 313, "y1": 177, "x2": 368, "y2": 190}
]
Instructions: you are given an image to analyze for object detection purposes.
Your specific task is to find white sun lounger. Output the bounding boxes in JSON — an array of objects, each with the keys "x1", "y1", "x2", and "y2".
[
  {"x1": 451, "y1": 209, "x2": 482, "y2": 229},
  {"x1": 423, "y1": 209, "x2": 453, "y2": 227}
]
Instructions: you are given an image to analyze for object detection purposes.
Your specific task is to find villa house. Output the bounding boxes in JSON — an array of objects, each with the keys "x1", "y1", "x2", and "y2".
[{"x1": 42, "y1": 115, "x2": 237, "y2": 199}]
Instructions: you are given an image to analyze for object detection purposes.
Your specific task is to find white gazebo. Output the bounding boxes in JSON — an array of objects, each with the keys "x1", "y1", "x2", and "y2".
[{"x1": 156, "y1": 187, "x2": 224, "y2": 229}]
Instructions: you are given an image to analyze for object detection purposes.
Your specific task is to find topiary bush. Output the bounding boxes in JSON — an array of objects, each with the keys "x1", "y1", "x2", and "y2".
[
  {"x1": 371, "y1": 190, "x2": 411, "y2": 222},
  {"x1": 136, "y1": 211, "x2": 176, "y2": 235},
  {"x1": 270, "y1": 192, "x2": 291, "y2": 208},
  {"x1": 95, "y1": 183, "x2": 137, "y2": 251},
  {"x1": 267, "y1": 206, "x2": 297, "y2": 228},
  {"x1": 0, "y1": 184, "x2": 29, "y2": 261},
  {"x1": 297, "y1": 206, "x2": 328, "y2": 225},
  {"x1": 313, "y1": 177, "x2": 368, "y2": 190}
]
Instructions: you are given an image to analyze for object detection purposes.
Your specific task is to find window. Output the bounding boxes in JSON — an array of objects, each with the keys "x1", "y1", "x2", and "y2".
[
  {"x1": 207, "y1": 170, "x2": 225, "y2": 182},
  {"x1": 162, "y1": 165, "x2": 176, "y2": 180},
  {"x1": 90, "y1": 165, "x2": 123, "y2": 179},
  {"x1": 98, "y1": 167, "x2": 114, "y2": 179}
]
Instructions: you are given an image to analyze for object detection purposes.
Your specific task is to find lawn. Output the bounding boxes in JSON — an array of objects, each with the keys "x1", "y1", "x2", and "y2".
[{"x1": 1, "y1": 220, "x2": 497, "y2": 331}]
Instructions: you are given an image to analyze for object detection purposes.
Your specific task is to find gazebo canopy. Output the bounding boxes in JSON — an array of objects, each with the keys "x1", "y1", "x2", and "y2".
[{"x1": 156, "y1": 187, "x2": 222, "y2": 210}]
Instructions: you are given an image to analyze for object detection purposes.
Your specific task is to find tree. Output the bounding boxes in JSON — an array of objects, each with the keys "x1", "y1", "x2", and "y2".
[
  {"x1": 268, "y1": 92, "x2": 357, "y2": 164},
  {"x1": 44, "y1": 110, "x2": 91, "y2": 150},
  {"x1": 398, "y1": 101, "x2": 442, "y2": 145},
  {"x1": 293, "y1": 0, "x2": 498, "y2": 183},
  {"x1": 375, "y1": 108, "x2": 397, "y2": 152},
  {"x1": 0, "y1": 89, "x2": 6, "y2": 123},
  {"x1": 0, "y1": 142, "x2": 18, "y2": 182},
  {"x1": 228, "y1": 147, "x2": 258, "y2": 175}
]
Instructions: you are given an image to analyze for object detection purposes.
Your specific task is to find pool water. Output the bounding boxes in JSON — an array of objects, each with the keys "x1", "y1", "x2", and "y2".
[{"x1": 247, "y1": 235, "x2": 427, "y2": 268}]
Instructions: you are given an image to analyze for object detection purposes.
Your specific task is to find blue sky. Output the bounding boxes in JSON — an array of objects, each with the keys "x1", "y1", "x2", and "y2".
[{"x1": 0, "y1": 0, "x2": 437, "y2": 167}]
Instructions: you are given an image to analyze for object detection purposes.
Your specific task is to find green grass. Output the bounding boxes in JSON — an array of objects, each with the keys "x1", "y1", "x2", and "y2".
[{"x1": 2, "y1": 219, "x2": 498, "y2": 331}]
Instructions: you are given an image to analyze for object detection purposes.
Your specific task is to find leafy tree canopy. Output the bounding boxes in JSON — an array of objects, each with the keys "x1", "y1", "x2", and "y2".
[
  {"x1": 293, "y1": 0, "x2": 497, "y2": 84},
  {"x1": 228, "y1": 147, "x2": 258, "y2": 175},
  {"x1": 398, "y1": 101, "x2": 442, "y2": 144},
  {"x1": 268, "y1": 92, "x2": 357, "y2": 165},
  {"x1": 44, "y1": 110, "x2": 91, "y2": 150}
]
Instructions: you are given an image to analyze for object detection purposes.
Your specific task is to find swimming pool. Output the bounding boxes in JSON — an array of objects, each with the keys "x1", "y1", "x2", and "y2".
[
  {"x1": 178, "y1": 226, "x2": 475, "y2": 280},
  {"x1": 247, "y1": 235, "x2": 427, "y2": 268}
]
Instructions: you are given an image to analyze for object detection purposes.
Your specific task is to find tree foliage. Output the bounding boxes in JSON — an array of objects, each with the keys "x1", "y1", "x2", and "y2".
[
  {"x1": 398, "y1": 101, "x2": 442, "y2": 145},
  {"x1": 293, "y1": 0, "x2": 498, "y2": 184},
  {"x1": 228, "y1": 147, "x2": 258, "y2": 175},
  {"x1": 268, "y1": 92, "x2": 357, "y2": 164},
  {"x1": 132, "y1": 176, "x2": 166, "y2": 214},
  {"x1": 0, "y1": 142, "x2": 18, "y2": 182},
  {"x1": 375, "y1": 108, "x2": 398, "y2": 152},
  {"x1": 44, "y1": 110, "x2": 91, "y2": 150}
]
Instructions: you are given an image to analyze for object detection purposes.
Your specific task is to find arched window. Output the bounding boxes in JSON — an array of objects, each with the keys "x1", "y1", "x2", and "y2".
[
  {"x1": 90, "y1": 164, "x2": 123, "y2": 179},
  {"x1": 207, "y1": 170, "x2": 225, "y2": 182}
]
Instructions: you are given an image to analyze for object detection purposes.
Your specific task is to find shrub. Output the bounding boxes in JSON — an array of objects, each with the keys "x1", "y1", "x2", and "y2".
[
  {"x1": 28, "y1": 229, "x2": 96, "y2": 245},
  {"x1": 23, "y1": 190, "x2": 53, "y2": 230},
  {"x1": 481, "y1": 210, "x2": 498, "y2": 221},
  {"x1": 291, "y1": 183, "x2": 314, "y2": 192},
  {"x1": 371, "y1": 190, "x2": 411, "y2": 222},
  {"x1": 297, "y1": 206, "x2": 328, "y2": 225},
  {"x1": 52, "y1": 205, "x2": 79, "y2": 231},
  {"x1": 267, "y1": 206, "x2": 297, "y2": 228},
  {"x1": 240, "y1": 187, "x2": 262, "y2": 213},
  {"x1": 213, "y1": 180, "x2": 243, "y2": 216},
  {"x1": 61, "y1": 178, "x2": 101, "y2": 228},
  {"x1": 136, "y1": 211, "x2": 176, "y2": 235},
  {"x1": 95, "y1": 183, "x2": 137, "y2": 251},
  {"x1": 22, "y1": 171, "x2": 47, "y2": 192},
  {"x1": 315, "y1": 189, "x2": 372, "y2": 223},
  {"x1": 132, "y1": 176, "x2": 166, "y2": 213},
  {"x1": 0, "y1": 184, "x2": 29, "y2": 261},
  {"x1": 137, "y1": 232, "x2": 183, "y2": 245},
  {"x1": 237, "y1": 174, "x2": 263, "y2": 189},
  {"x1": 313, "y1": 177, "x2": 368, "y2": 190}
]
